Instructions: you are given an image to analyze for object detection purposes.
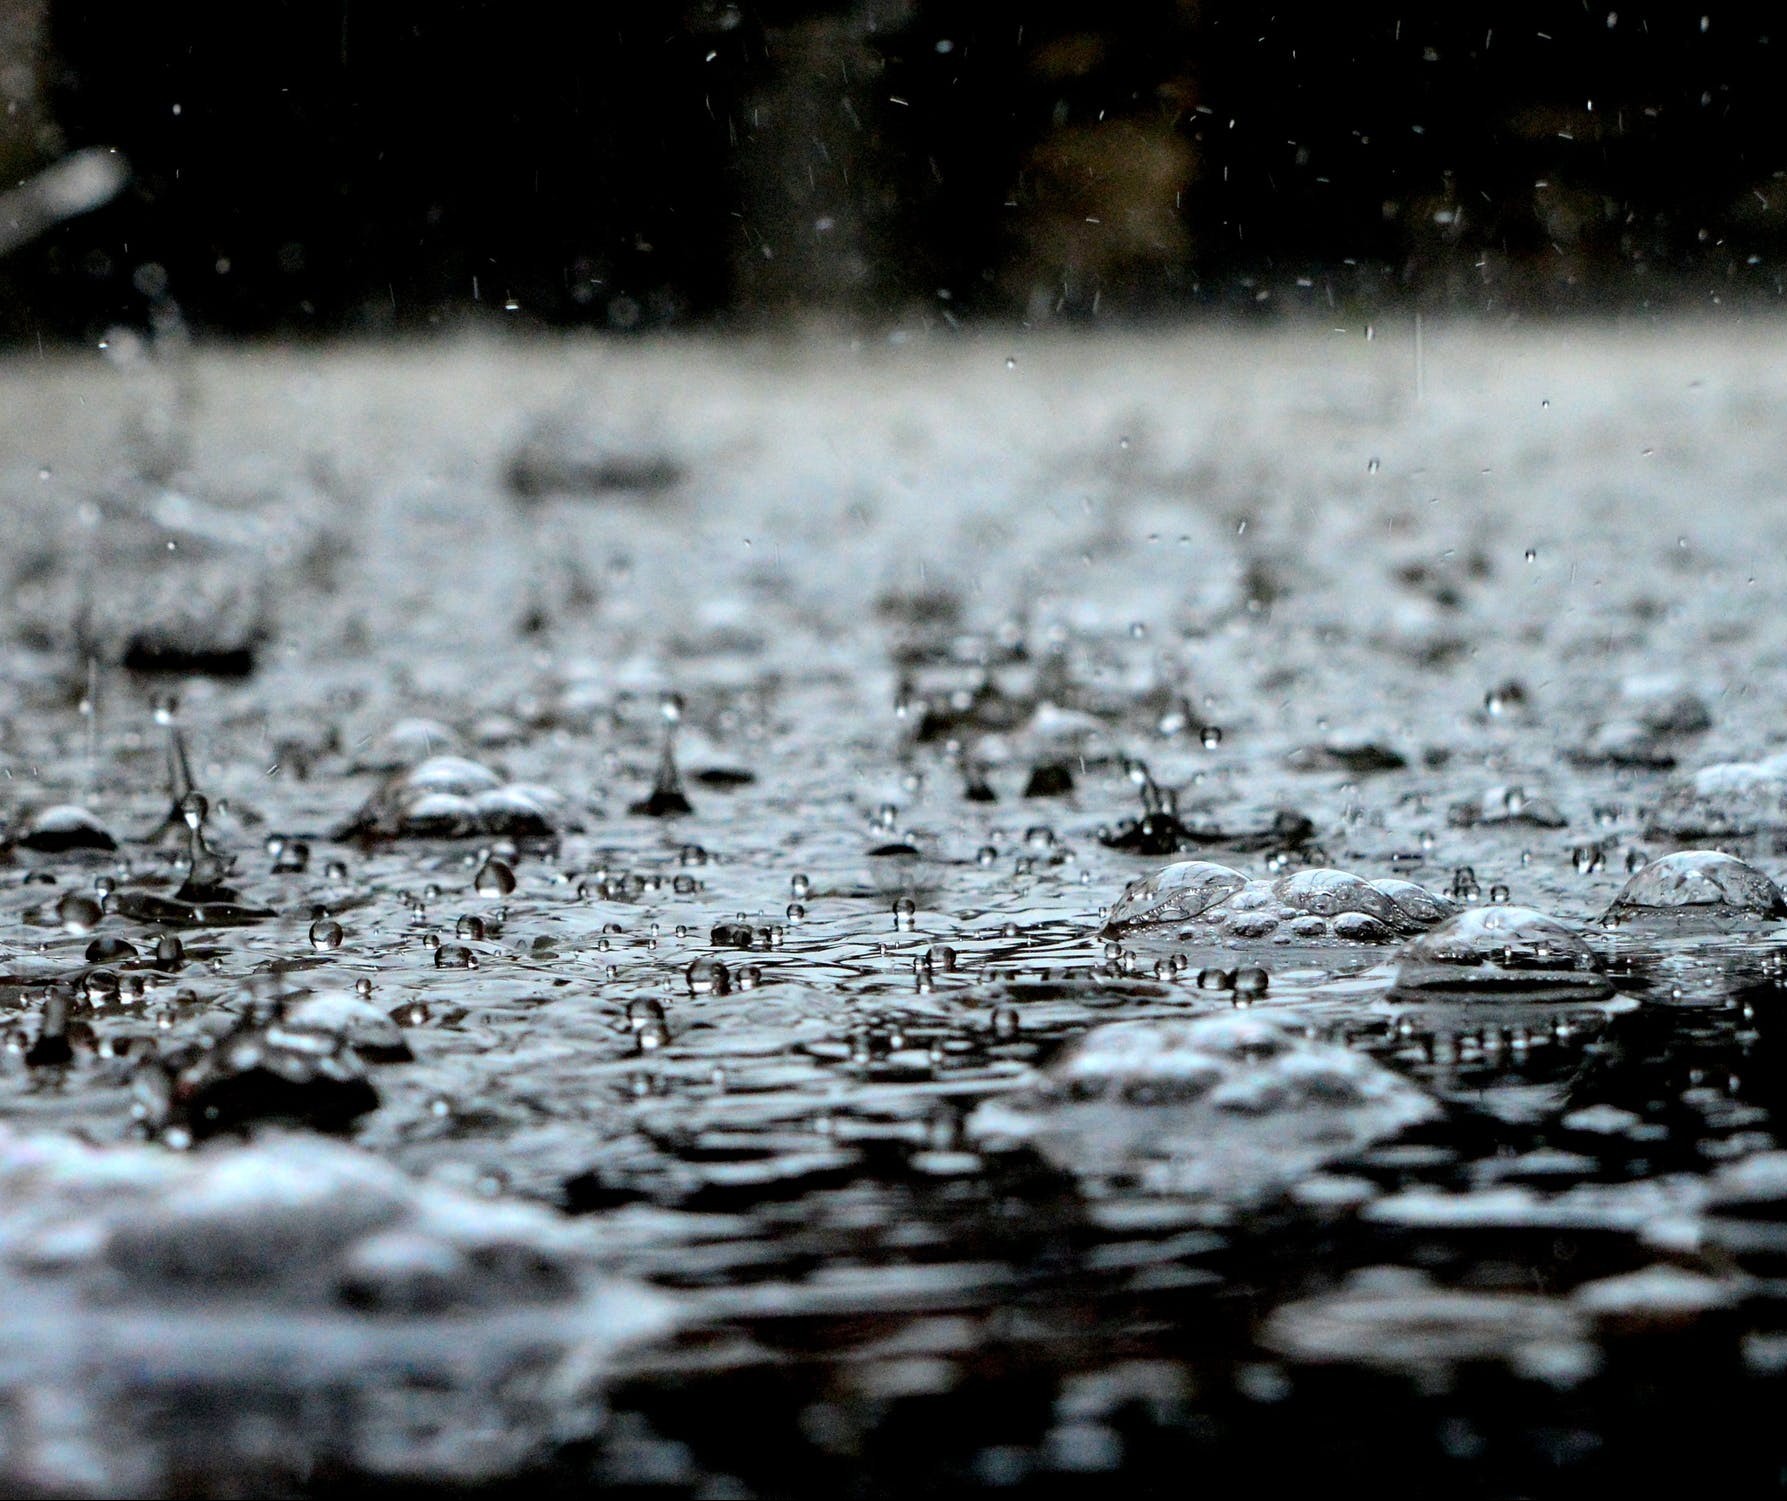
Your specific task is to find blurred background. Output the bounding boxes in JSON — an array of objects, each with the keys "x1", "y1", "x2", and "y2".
[{"x1": 1, "y1": 0, "x2": 1783, "y2": 343}]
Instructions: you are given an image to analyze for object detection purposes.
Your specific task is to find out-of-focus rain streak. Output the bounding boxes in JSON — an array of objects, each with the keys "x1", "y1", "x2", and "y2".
[{"x1": 0, "y1": 146, "x2": 127, "y2": 257}]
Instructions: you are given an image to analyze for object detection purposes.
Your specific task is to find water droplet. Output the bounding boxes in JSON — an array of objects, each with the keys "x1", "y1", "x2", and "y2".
[
  {"x1": 686, "y1": 957, "x2": 731, "y2": 995},
  {"x1": 309, "y1": 918, "x2": 344, "y2": 951},
  {"x1": 57, "y1": 892, "x2": 103, "y2": 935},
  {"x1": 473, "y1": 858, "x2": 517, "y2": 897}
]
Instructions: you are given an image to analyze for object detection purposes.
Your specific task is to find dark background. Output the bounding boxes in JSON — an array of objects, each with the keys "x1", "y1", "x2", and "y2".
[{"x1": 3, "y1": 0, "x2": 1783, "y2": 341}]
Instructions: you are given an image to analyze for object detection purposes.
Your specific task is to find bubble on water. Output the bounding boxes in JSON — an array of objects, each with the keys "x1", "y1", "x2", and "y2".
[
  {"x1": 1102, "y1": 861, "x2": 1250, "y2": 931},
  {"x1": 57, "y1": 892, "x2": 104, "y2": 935},
  {"x1": 968, "y1": 1014, "x2": 1437, "y2": 1201},
  {"x1": 1449, "y1": 785, "x2": 1566, "y2": 829},
  {"x1": 433, "y1": 944, "x2": 476, "y2": 970},
  {"x1": 84, "y1": 936, "x2": 137, "y2": 964},
  {"x1": 1261, "y1": 1267, "x2": 1596, "y2": 1385},
  {"x1": 473, "y1": 858, "x2": 517, "y2": 897},
  {"x1": 1390, "y1": 906, "x2": 1611, "y2": 999},
  {"x1": 0, "y1": 1125, "x2": 675, "y2": 1488},
  {"x1": 14, "y1": 804, "x2": 118, "y2": 854},
  {"x1": 456, "y1": 914, "x2": 486, "y2": 940},
  {"x1": 626, "y1": 998, "x2": 665, "y2": 1032},
  {"x1": 711, "y1": 921, "x2": 754, "y2": 949},
  {"x1": 337, "y1": 756, "x2": 565, "y2": 841},
  {"x1": 308, "y1": 918, "x2": 344, "y2": 951},
  {"x1": 686, "y1": 957, "x2": 731, "y2": 996},
  {"x1": 154, "y1": 935, "x2": 184, "y2": 969},
  {"x1": 283, "y1": 992, "x2": 412, "y2": 1063},
  {"x1": 1648, "y1": 754, "x2": 1787, "y2": 839},
  {"x1": 142, "y1": 1012, "x2": 380, "y2": 1138},
  {"x1": 1103, "y1": 861, "x2": 1455, "y2": 944},
  {"x1": 1602, "y1": 850, "x2": 1787, "y2": 924}
]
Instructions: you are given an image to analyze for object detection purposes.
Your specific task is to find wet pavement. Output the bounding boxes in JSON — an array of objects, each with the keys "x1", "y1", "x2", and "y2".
[{"x1": 2, "y1": 321, "x2": 1787, "y2": 1492}]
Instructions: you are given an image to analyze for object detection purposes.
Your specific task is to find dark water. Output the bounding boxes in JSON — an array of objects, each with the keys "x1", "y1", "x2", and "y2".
[{"x1": 2, "y1": 324, "x2": 1787, "y2": 1494}]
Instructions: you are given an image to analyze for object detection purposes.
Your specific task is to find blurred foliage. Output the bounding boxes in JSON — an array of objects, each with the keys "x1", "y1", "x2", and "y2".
[{"x1": 2, "y1": 0, "x2": 1785, "y2": 339}]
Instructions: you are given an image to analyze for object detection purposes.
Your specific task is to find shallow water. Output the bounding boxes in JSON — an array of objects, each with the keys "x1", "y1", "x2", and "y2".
[{"x1": 4, "y1": 323, "x2": 1787, "y2": 1492}]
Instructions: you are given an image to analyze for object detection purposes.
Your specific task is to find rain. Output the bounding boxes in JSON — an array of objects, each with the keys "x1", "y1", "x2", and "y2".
[{"x1": 1, "y1": 3, "x2": 1786, "y2": 1494}]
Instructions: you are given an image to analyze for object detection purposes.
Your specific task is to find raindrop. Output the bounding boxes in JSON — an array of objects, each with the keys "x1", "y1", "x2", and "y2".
[
  {"x1": 473, "y1": 858, "x2": 517, "y2": 897},
  {"x1": 57, "y1": 892, "x2": 103, "y2": 935},
  {"x1": 309, "y1": 918, "x2": 344, "y2": 951}
]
